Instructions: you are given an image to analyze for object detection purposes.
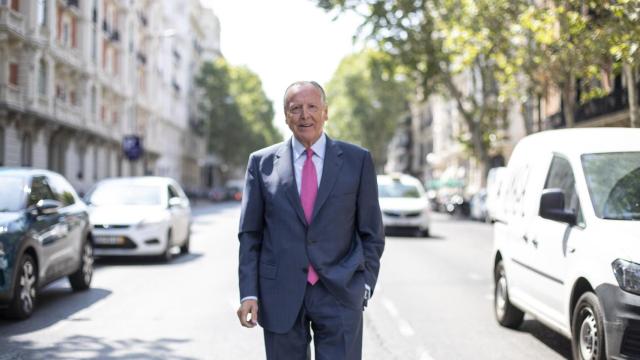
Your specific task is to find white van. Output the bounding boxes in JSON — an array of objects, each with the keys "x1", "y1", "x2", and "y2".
[{"x1": 492, "y1": 128, "x2": 640, "y2": 360}]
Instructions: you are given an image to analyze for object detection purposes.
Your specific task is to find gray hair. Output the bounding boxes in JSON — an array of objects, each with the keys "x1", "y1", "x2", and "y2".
[{"x1": 283, "y1": 81, "x2": 327, "y2": 111}]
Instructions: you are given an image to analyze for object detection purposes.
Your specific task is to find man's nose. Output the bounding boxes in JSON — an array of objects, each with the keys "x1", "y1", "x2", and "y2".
[{"x1": 301, "y1": 106, "x2": 310, "y2": 119}]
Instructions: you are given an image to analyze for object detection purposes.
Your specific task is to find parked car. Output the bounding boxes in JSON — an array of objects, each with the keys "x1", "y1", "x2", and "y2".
[
  {"x1": 378, "y1": 174, "x2": 431, "y2": 237},
  {"x1": 84, "y1": 177, "x2": 191, "y2": 262},
  {"x1": 492, "y1": 128, "x2": 640, "y2": 360},
  {"x1": 0, "y1": 168, "x2": 93, "y2": 319},
  {"x1": 469, "y1": 189, "x2": 488, "y2": 222}
]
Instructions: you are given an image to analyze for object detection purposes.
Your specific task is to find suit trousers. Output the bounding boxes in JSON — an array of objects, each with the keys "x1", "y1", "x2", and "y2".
[{"x1": 263, "y1": 281, "x2": 363, "y2": 360}]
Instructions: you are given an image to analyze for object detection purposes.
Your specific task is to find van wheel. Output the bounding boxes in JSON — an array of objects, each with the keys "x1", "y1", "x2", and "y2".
[
  {"x1": 7, "y1": 254, "x2": 38, "y2": 320},
  {"x1": 494, "y1": 260, "x2": 524, "y2": 328},
  {"x1": 571, "y1": 292, "x2": 606, "y2": 360},
  {"x1": 69, "y1": 240, "x2": 94, "y2": 291}
]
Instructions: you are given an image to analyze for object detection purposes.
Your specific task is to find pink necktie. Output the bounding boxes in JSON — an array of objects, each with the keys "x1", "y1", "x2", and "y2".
[{"x1": 300, "y1": 148, "x2": 319, "y2": 285}]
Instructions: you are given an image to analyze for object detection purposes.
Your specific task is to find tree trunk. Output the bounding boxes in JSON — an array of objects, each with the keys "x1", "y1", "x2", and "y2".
[
  {"x1": 624, "y1": 62, "x2": 639, "y2": 128},
  {"x1": 522, "y1": 91, "x2": 534, "y2": 135},
  {"x1": 562, "y1": 72, "x2": 576, "y2": 128}
]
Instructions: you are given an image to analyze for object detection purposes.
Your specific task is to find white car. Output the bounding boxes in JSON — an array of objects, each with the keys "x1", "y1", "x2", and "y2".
[
  {"x1": 492, "y1": 128, "x2": 640, "y2": 360},
  {"x1": 85, "y1": 177, "x2": 191, "y2": 261},
  {"x1": 377, "y1": 174, "x2": 431, "y2": 237}
]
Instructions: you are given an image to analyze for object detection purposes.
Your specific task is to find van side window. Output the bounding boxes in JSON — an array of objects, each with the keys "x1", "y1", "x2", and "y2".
[{"x1": 544, "y1": 156, "x2": 584, "y2": 224}]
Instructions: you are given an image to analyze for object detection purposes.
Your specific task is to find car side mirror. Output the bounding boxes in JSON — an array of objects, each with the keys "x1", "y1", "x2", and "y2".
[
  {"x1": 168, "y1": 197, "x2": 182, "y2": 208},
  {"x1": 539, "y1": 189, "x2": 577, "y2": 226},
  {"x1": 35, "y1": 199, "x2": 62, "y2": 215}
]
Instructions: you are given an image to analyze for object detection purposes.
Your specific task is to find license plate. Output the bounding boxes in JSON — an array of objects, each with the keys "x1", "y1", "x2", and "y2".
[{"x1": 94, "y1": 236, "x2": 125, "y2": 245}]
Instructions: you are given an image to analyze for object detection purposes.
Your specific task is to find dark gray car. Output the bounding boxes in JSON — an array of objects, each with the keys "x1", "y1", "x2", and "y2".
[{"x1": 0, "y1": 168, "x2": 93, "y2": 319}]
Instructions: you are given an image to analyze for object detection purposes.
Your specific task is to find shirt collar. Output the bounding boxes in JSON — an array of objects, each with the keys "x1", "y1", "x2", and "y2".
[{"x1": 292, "y1": 133, "x2": 326, "y2": 160}]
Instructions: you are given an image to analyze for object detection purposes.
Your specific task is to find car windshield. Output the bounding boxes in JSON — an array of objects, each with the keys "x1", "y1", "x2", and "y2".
[
  {"x1": 582, "y1": 152, "x2": 640, "y2": 220},
  {"x1": 87, "y1": 183, "x2": 162, "y2": 206},
  {"x1": 378, "y1": 182, "x2": 422, "y2": 198},
  {"x1": 0, "y1": 176, "x2": 26, "y2": 212}
]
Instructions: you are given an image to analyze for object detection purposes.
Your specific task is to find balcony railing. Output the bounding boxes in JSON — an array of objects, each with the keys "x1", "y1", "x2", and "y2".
[
  {"x1": 547, "y1": 81, "x2": 640, "y2": 128},
  {"x1": 0, "y1": 84, "x2": 23, "y2": 109},
  {"x1": 0, "y1": 5, "x2": 26, "y2": 37}
]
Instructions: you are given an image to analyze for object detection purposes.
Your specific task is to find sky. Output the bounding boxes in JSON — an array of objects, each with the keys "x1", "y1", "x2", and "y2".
[{"x1": 201, "y1": 0, "x2": 363, "y2": 138}]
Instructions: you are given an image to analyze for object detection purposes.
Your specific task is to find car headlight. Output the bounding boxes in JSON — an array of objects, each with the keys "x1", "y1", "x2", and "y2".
[{"x1": 612, "y1": 259, "x2": 640, "y2": 295}]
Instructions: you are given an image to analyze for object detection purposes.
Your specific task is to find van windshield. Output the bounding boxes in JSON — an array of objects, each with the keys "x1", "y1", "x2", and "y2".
[{"x1": 581, "y1": 152, "x2": 640, "y2": 220}]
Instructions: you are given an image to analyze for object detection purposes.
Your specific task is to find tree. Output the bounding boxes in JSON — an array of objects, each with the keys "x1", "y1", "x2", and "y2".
[
  {"x1": 315, "y1": 0, "x2": 528, "y2": 181},
  {"x1": 195, "y1": 59, "x2": 278, "y2": 174},
  {"x1": 228, "y1": 66, "x2": 281, "y2": 149},
  {"x1": 324, "y1": 49, "x2": 412, "y2": 171}
]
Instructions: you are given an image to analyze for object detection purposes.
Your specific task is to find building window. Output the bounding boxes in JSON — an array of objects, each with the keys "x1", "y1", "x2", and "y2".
[
  {"x1": 37, "y1": 0, "x2": 46, "y2": 26},
  {"x1": 71, "y1": 17, "x2": 77, "y2": 48},
  {"x1": 9, "y1": 63, "x2": 19, "y2": 87},
  {"x1": 10, "y1": 0, "x2": 19, "y2": 12},
  {"x1": 93, "y1": 146, "x2": 98, "y2": 180},
  {"x1": 38, "y1": 59, "x2": 47, "y2": 96},
  {"x1": 70, "y1": 90, "x2": 77, "y2": 106},
  {"x1": 62, "y1": 22, "x2": 69, "y2": 47},
  {"x1": 21, "y1": 133, "x2": 33, "y2": 167},
  {"x1": 92, "y1": 28, "x2": 97, "y2": 62},
  {"x1": 77, "y1": 149, "x2": 84, "y2": 179},
  {"x1": 0, "y1": 126, "x2": 4, "y2": 166},
  {"x1": 91, "y1": 86, "x2": 97, "y2": 116}
]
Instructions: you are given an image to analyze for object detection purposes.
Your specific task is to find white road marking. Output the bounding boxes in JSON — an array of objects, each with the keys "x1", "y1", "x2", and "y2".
[{"x1": 381, "y1": 297, "x2": 415, "y2": 337}]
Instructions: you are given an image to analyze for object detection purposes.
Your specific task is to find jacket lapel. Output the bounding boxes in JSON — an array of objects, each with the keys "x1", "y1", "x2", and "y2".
[
  {"x1": 275, "y1": 140, "x2": 307, "y2": 226},
  {"x1": 312, "y1": 136, "x2": 344, "y2": 220}
]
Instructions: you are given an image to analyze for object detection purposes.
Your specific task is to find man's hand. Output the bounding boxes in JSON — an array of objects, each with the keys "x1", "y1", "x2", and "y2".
[{"x1": 237, "y1": 299, "x2": 259, "y2": 328}]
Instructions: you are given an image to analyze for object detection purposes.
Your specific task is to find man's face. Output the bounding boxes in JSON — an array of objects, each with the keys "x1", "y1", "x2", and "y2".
[{"x1": 285, "y1": 84, "x2": 328, "y2": 148}]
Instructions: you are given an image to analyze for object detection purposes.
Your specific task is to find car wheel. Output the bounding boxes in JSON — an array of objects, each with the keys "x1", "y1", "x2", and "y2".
[
  {"x1": 571, "y1": 292, "x2": 606, "y2": 360},
  {"x1": 159, "y1": 230, "x2": 173, "y2": 262},
  {"x1": 180, "y1": 229, "x2": 190, "y2": 255},
  {"x1": 69, "y1": 240, "x2": 94, "y2": 291},
  {"x1": 494, "y1": 260, "x2": 524, "y2": 328},
  {"x1": 421, "y1": 228, "x2": 430, "y2": 238},
  {"x1": 7, "y1": 254, "x2": 38, "y2": 320}
]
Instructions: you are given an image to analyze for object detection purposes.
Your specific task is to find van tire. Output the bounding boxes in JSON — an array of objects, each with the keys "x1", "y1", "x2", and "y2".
[
  {"x1": 494, "y1": 260, "x2": 524, "y2": 329},
  {"x1": 571, "y1": 292, "x2": 606, "y2": 360}
]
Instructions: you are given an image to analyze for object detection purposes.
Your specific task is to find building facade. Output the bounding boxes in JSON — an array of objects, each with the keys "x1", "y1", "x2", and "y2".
[{"x1": 0, "y1": 0, "x2": 220, "y2": 194}]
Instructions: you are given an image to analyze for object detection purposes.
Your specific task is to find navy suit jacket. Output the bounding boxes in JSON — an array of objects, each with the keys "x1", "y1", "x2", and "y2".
[{"x1": 238, "y1": 136, "x2": 385, "y2": 333}]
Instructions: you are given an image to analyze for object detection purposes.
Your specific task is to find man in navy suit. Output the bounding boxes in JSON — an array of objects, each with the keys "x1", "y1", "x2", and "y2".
[{"x1": 237, "y1": 81, "x2": 385, "y2": 360}]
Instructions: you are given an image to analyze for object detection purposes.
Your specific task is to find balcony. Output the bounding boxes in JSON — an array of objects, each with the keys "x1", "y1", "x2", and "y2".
[
  {"x1": 0, "y1": 84, "x2": 23, "y2": 110},
  {"x1": 0, "y1": 5, "x2": 26, "y2": 39},
  {"x1": 547, "y1": 81, "x2": 640, "y2": 129},
  {"x1": 53, "y1": 99, "x2": 83, "y2": 127}
]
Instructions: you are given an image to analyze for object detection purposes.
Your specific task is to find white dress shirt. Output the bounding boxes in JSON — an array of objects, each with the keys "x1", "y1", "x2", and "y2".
[{"x1": 291, "y1": 133, "x2": 326, "y2": 193}]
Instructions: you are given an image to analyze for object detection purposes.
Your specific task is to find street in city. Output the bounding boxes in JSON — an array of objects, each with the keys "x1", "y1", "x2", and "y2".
[{"x1": 0, "y1": 202, "x2": 572, "y2": 360}]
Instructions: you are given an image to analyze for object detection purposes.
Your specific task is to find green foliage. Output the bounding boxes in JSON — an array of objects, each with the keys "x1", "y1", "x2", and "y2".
[
  {"x1": 325, "y1": 49, "x2": 412, "y2": 170},
  {"x1": 195, "y1": 59, "x2": 280, "y2": 169},
  {"x1": 313, "y1": 0, "x2": 640, "y2": 172}
]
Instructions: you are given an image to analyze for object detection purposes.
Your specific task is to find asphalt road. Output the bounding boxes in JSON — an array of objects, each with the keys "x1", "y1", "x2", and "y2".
[{"x1": 0, "y1": 202, "x2": 572, "y2": 359}]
